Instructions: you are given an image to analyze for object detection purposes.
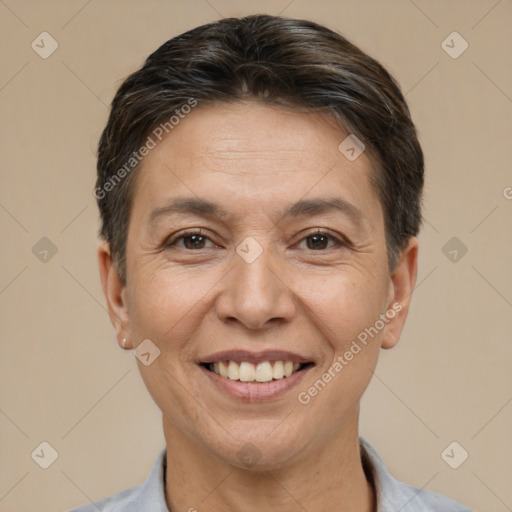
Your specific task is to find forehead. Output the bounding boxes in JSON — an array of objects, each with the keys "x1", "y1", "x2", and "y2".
[
  {"x1": 132, "y1": 101, "x2": 382, "y2": 225},
  {"x1": 147, "y1": 102, "x2": 356, "y2": 172}
]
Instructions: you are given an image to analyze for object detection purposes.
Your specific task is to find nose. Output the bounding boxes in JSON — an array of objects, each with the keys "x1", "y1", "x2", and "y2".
[{"x1": 215, "y1": 245, "x2": 296, "y2": 330}]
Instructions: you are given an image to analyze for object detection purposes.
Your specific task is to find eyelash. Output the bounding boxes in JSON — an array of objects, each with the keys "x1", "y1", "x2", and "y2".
[{"x1": 165, "y1": 228, "x2": 347, "y2": 251}]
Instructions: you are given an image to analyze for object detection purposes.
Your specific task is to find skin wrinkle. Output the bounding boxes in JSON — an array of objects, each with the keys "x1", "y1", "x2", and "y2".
[
  {"x1": 98, "y1": 101, "x2": 418, "y2": 512},
  {"x1": 145, "y1": 202, "x2": 370, "y2": 253},
  {"x1": 142, "y1": 165, "x2": 369, "y2": 252}
]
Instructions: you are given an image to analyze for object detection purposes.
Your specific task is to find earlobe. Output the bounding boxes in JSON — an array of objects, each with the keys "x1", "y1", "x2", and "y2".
[
  {"x1": 97, "y1": 240, "x2": 132, "y2": 349},
  {"x1": 381, "y1": 237, "x2": 419, "y2": 350}
]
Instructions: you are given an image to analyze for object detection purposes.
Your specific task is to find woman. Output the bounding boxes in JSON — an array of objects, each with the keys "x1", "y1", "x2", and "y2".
[{"x1": 72, "y1": 14, "x2": 470, "y2": 511}]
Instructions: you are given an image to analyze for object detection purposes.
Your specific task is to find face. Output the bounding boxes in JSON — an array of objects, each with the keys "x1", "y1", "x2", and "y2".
[{"x1": 99, "y1": 101, "x2": 417, "y2": 469}]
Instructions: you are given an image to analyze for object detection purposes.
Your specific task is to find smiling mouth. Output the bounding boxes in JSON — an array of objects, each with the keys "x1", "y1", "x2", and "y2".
[{"x1": 201, "y1": 360, "x2": 314, "y2": 383}]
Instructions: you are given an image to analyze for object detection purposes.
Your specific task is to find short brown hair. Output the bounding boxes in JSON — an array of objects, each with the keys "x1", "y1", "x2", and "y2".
[{"x1": 96, "y1": 14, "x2": 424, "y2": 285}]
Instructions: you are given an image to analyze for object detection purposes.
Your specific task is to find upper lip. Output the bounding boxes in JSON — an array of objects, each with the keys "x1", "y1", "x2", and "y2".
[{"x1": 199, "y1": 349, "x2": 314, "y2": 365}]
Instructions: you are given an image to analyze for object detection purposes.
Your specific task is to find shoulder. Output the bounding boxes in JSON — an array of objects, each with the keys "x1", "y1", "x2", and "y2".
[
  {"x1": 388, "y1": 479, "x2": 472, "y2": 511},
  {"x1": 65, "y1": 483, "x2": 143, "y2": 512},
  {"x1": 65, "y1": 448, "x2": 168, "y2": 512},
  {"x1": 359, "y1": 438, "x2": 472, "y2": 511}
]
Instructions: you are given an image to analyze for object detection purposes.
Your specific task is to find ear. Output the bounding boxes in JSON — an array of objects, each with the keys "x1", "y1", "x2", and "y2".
[
  {"x1": 98, "y1": 240, "x2": 132, "y2": 350},
  {"x1": 381, "y1": 237, "x2": 419, "y2": 350}
]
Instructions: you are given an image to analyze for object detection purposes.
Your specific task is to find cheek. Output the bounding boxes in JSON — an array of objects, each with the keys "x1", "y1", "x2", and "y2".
[
  {"x1": 293, "y1": 269, "x2": 389, "y2": 352},
  {"x1": 128, "y1": 265, "x2": 221, "y2": 342},
  {"x1": 128, "y1": 257, "x2": 390, "y2": 360},
  {"x1": 294, "y1": 273, "x2": 386, "y2": 429},
  {"x1": 126, "y1": 269, "x2": 214, "y2": 430}
]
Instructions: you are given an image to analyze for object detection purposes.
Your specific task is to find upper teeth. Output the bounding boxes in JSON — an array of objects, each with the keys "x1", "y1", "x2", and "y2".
[{"x1": 210, "y1": 361, "x2": 302, "y2": 382}]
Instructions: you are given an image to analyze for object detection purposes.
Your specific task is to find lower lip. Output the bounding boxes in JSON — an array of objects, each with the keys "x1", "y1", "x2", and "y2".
[{"x1": 199, "y1": 364, "x2": 314, "y2": 402}]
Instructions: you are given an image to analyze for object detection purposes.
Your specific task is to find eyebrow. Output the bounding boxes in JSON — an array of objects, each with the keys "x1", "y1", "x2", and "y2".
[{"x1": 149, "y1": 197, "x2": 363, "y2": 226}]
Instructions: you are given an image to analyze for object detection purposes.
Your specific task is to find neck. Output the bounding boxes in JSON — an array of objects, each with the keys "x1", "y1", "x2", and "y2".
[{"x1": 163, "y1": 413, "x2": 376, "y2": 512}]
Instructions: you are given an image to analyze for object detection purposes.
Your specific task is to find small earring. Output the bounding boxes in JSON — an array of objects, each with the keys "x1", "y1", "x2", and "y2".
[{"x1": 121, "y1": 338, "x2": 127, "y2": 348}]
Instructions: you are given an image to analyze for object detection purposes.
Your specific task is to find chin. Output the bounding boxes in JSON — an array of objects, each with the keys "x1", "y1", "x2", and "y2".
[{"x1": 207, "y1": 422, "x2": 309, "y2": 471}]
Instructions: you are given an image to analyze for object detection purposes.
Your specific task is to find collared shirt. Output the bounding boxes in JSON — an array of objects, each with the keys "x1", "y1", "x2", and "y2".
[{"x1": 68, "y1": 438, "x2": 471, "y2": 511}]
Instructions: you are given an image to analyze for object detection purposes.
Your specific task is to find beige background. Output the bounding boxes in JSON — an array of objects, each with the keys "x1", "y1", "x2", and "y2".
[{"x1": 1, "y1": 0, "x2": 511, "y2": 511}]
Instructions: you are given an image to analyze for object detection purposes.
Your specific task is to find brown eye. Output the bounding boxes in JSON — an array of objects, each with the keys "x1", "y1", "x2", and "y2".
[
  {"x1": 182, "y1": 234, "x2": 208, "y2": 249},
  {"x1": 165, "y1": 229, "x2": 216, "y2": 250},
  {"x1": 306, "y1": 234, "x2": 330, "y2": 250},
  {"x1": 298, "y1": 230, "x2": 343, "y2": 251}
]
